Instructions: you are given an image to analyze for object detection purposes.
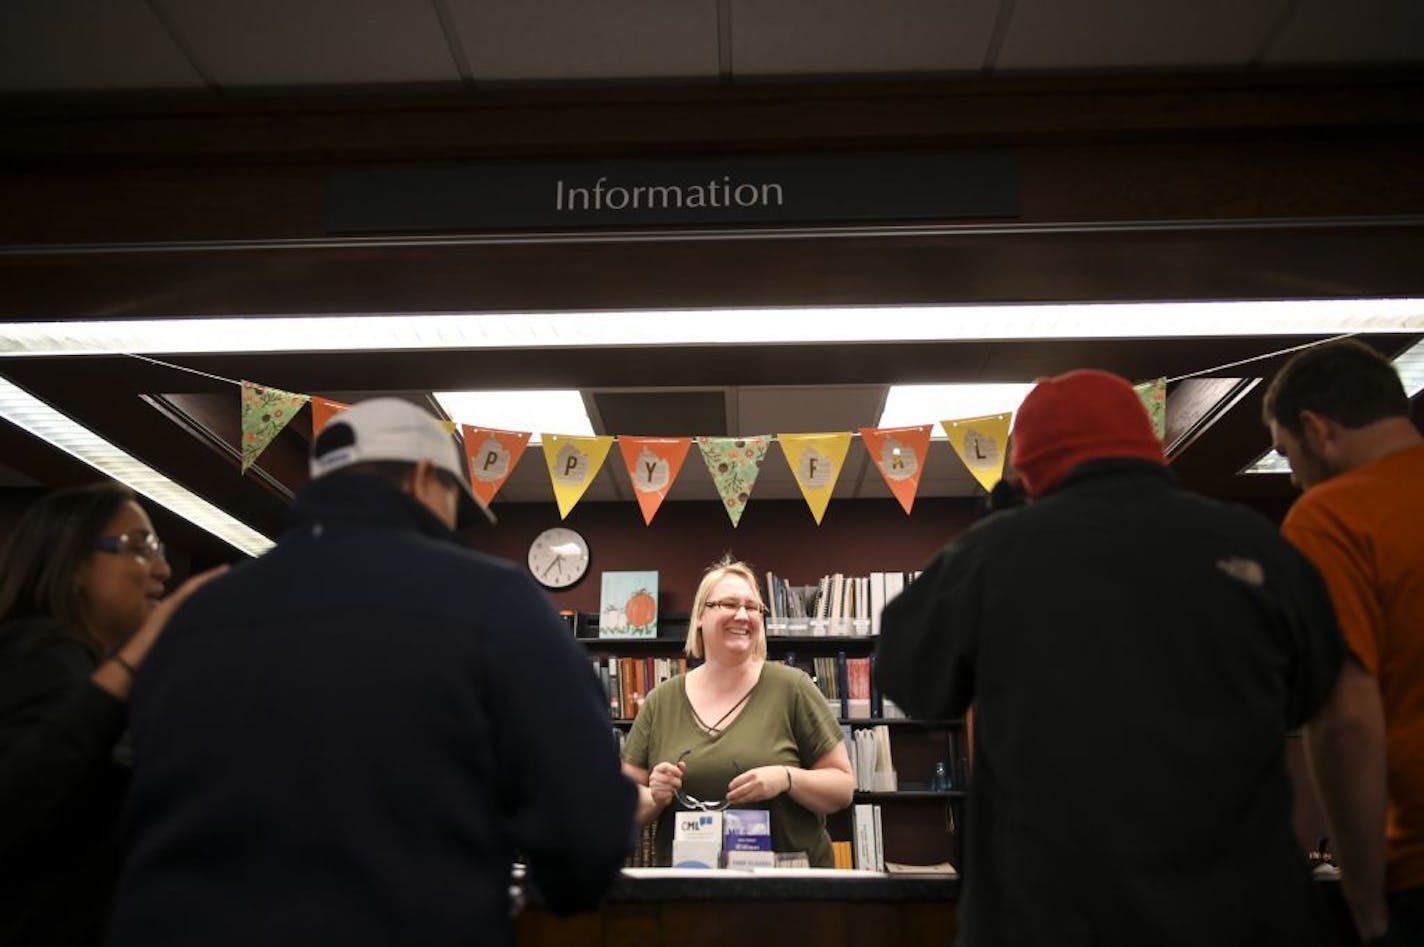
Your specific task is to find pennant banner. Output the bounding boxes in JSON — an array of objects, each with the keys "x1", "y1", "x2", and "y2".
[
  {"x1": 240, "y1": 381, "x2": 310, "y2": 474},
  {"x1": 778, "y1": 432, "x2": 852, "y2": 525},
  {"x1": 859, "y1": 425, "x2": 933, "y2": 515},
  {"x1": 462, "y1": 425, "x2": 532, "y2": 507},
  {"x1": 941, "y1": 412, "x2": 1012, "y2": 493},
  {"x1": 1135, "y1": 377, "x2": 1168, "y2": 441},
  {"x1": 618, "y1": 436, "x2": 692, "y2": 525},
  {"x1": 697, "y1": 436, "x2": 770, "y2": 527},
  {"x1": 310, "y1": 397, "x2": 350, "y2": 434},
  {"x1": 542, "y1": 434, "x2": 614, "y2": 519}
]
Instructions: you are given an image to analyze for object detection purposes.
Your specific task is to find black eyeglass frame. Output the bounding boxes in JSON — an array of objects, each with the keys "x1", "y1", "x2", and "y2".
[
  {"x1": 702, "y1": 598, "x2": 769, "y2": 617},
  {"x1": 672, "y1": 749, "x2": 742, "y2": 812}
]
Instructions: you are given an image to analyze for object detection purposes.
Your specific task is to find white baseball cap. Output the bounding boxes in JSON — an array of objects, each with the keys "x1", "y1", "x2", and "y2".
[{"x1": 309, "y1": 397, "x2": 495, "y2": 526}]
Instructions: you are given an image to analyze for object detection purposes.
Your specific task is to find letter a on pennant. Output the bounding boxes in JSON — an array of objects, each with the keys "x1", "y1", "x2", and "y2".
[
  {"x1": 240, "y1": 380, "x2": 310, "y2": 475},
  {"x1": 941, "y1": 413, "x2": 1012, "y2": 493},
  {"x1": 696, "y1": 436, "x2": 770, "y2": 527},
  {"x1": 617, "y1": 436, "x2": 692, "y2": 525},
  {"x1": 541, "y1": 434, "x2": 614, "y2": 519},
  {"x1": 461, "y1": 425, "x2": 532, "y2": 507},
  {"x1": 859, "y1": 425, "x2": 932, "y2": 515},
  {"x1": 778, "y1": 433, "x2": 852, "y2": 525}
]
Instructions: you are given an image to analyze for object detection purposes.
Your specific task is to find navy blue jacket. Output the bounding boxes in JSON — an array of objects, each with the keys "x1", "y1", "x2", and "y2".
[
  {"x1": 877, "y1": 460, "x2": 1344, "y2": 947},
  {"x1": 108, "y1": 475, "x2": 635, "y2": 947}
]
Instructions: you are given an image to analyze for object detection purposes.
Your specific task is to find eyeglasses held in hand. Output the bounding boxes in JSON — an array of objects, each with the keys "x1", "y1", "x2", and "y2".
[
  {"x1": 672, "y1": 749, "x2": 741, "y2": 811},
  {"x1": 94, "y1": 531, "x2": 166, "y2": 562},
  {"x1": 703, "y1": 599, "x2": 768, "y2": 617}
]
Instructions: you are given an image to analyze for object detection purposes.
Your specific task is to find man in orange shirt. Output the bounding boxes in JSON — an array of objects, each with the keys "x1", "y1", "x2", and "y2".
[{"x1": 1264, "y1": 339, "x2": 1424, "y2": 946}]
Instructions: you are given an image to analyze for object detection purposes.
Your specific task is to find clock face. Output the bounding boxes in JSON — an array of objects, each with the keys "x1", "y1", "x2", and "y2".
[{"x1": 527, "y1": 527, "x2": 590, "y2": 589}]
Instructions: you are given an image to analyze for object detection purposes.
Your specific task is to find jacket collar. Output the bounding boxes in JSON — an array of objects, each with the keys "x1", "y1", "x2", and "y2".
[
  {"x1": 284, "y1": 474, "x2": 461, "y2": 546},
  {"x1": 1042, "y1": 457, "x2": 1176, "y2": 496}
]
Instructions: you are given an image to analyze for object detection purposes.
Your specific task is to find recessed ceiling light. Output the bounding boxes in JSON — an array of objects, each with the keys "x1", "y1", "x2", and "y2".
[
  {"x1": 0, "y1": 298, "x2": 1419, "y2": 356},
  {"x1": 0, "y1": 376, "x2": 273, "y2": 556},
  {"x1": 879, "y1": 384, "x2": 1036, "y2": 435},
  {"x1": 434, "y1": 390, "x2": 593, "y2": 444}
]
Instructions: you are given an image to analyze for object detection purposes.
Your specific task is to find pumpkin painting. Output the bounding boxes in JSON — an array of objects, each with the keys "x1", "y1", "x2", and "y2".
[{"x1": 625, "y1": 589, "x2": 656, "y2": 629}]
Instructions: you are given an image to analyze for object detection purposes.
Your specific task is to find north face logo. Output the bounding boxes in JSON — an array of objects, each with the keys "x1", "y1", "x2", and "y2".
[{"x1": 1217, "y1": 557, "x2": 1265, "y2": 588}]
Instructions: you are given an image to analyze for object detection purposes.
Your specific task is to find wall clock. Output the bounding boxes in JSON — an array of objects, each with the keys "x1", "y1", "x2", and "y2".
[{"x1": 527, "y1": 527, "x2": 591, "y2": 589}]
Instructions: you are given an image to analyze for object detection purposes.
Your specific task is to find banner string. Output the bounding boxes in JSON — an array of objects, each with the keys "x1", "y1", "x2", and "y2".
[{"x1": 123, "y1": 332, "x2": 1357, "y2": 436}]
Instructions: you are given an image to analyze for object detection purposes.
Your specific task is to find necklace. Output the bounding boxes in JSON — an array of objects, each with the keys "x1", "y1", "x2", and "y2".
[{"x1": 690, "y1": 678, "x2": 757, "y2": 735}]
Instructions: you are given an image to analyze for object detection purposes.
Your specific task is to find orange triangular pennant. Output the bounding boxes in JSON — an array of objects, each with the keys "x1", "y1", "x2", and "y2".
[
  {"x1": 859, "y1": 425, "x2": 932, "y2": 515},
  {"x1": 461, "y1": 425, "x2": 532, "y2": 507},
  {"x1": 618, "y1": 436, "x2": 692, "y2": 525},
  {"x1": 240, "y1": 381, "x2": 310, "y2": 474},
  {"x1": 310, "y1": 397, "x2": 350, "y2": 434}
]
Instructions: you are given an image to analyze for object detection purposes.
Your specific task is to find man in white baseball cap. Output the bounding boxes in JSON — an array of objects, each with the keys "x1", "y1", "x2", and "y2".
[
  {"x1": 309, "y1": 396, "x2": 495, "y2": 528},
  {"x1": 108, "y1": 397, "x2": 636, "y2": 947}
]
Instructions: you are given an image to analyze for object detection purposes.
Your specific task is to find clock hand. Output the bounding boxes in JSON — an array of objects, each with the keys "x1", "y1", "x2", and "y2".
[{"x1": 542, "y1": 554, "x2": 564, "y2": 578}]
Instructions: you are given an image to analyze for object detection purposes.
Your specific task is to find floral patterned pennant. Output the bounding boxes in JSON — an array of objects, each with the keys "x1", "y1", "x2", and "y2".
[
  {"x1": 1134, "y1": 377, "x2": 1168, "y2": 441},
  {"x1": 696, "y1": 436, "x2": 770, "y2": 527},
  {"x1": 240, "y1": 381, "x2": 310, "y2": 474}
]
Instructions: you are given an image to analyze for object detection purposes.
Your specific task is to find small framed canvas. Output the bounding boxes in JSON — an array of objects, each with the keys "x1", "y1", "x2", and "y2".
[{"x1": 599, "y1": 571, "x2": 659, "y2": 638}]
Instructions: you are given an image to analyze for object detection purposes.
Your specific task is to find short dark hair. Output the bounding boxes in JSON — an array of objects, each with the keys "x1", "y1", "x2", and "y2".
[
  {"x1": 1262, "y1": 339, "x2": 1410, "y2": 437},
  {"x1": 0, "y1": 483, "x2": 136, "y2": 648}
]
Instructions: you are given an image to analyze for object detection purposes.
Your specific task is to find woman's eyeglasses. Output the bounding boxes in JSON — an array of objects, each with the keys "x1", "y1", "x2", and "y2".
[
  {"x1": 703, "y1": 599, "x2": 767, "y2": 617},
  {"x1": 95, "y1": 531, "x2": 166, "y2": 562},
  {"x1": 673, "y1": 749, "x2": 741, "y2": 811}
]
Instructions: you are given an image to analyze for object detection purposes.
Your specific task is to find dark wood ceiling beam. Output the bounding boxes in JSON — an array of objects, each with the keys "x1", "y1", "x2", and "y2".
[{"x1": 3, "y1": 72, "x2": 1422, "y2": 165}]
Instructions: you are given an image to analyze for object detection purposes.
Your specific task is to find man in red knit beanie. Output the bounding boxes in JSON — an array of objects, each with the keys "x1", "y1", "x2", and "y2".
[
  {"x1": 877, "y1": 368, "x2": 1345, "y2": 947},
  {"x1": 1010, "y1": 369, "x2": 1166, "y2": 498}
]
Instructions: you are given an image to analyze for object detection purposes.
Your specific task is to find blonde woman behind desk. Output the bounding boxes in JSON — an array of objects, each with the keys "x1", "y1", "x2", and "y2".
[{"x1": 622, "y1": 557, "x2": 854, "y2": 867}]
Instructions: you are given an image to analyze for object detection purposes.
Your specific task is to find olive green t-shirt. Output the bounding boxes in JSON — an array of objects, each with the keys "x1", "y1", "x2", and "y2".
[{"x1": 623, "y1": 662, "x2": 843, "y2": 868}]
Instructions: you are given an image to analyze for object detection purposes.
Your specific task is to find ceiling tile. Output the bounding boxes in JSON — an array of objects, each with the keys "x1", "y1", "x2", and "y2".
[
  {"x1": 1266, "y1": 0, "x2": 1424, "y2": 66},
  {"x1": 730, "y1": 0, "x2": 999, "y2": 76},
  {"x1": 997, "y1": 0, "x2": 1282, "y2": 71},
  {"x1": 0, "y1": 0, "x2": 202, "y2": 92},
  {"x1": 445, "y1": 0, "x2": 719, "y2": 82},
  {"x1": 160, "y1": 0, "x2": 462, "y2": 87}
]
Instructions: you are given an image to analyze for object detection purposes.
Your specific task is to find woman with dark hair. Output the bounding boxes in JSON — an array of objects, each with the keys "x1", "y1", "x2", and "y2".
[{"x1": 0, "y1": 483, "x2": 224, "y2": 947}]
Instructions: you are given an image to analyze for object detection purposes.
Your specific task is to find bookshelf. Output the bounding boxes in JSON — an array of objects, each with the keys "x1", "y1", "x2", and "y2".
[{"x1": 576, "y1": 609, "x2": 967, "y2": 872}]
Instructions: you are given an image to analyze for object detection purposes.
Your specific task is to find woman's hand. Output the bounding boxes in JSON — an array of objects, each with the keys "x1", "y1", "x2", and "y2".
[
  {"x1": 725, "y1": 765, "x2": 791, "y2": 806},
  {"x1": 647, "y1": 758, "x2": 686, "y2": 808},
  {"x1": 93, "y1": 564, "x2": 229, "y2": 701}
]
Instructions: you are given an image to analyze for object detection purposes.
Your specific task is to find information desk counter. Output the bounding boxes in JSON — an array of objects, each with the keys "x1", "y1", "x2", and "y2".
[{"x1": 517, "y1": 868, "x2": 958, "y2": 947}]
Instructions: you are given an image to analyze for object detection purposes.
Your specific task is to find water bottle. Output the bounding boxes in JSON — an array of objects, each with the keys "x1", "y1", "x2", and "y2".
[{"x1": 932, "y1": 761, "x2": 950, "y2": 792}]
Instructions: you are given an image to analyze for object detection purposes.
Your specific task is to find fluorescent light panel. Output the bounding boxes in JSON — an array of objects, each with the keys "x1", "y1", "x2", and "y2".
[
  {"x1": 1243, "y1": 337, "x2": 1424, "y2": 474},
  {"x1": 1, "y1": 298, "x2": 1421, "y2": 356},
  {"x1": 0, "y1": 377, "x2": 274, "y2": 556},
  {"x1": 879, "y1": 384, "x2": 1036, "y2": 435},
  {"x1": 433, "y1": 390, "x2": 593, "y2": 444}
]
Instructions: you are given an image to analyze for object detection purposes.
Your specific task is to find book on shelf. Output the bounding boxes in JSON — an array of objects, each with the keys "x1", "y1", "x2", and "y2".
[{"x1": 761, "y1": 569, "x2": 921, "y2": 638}]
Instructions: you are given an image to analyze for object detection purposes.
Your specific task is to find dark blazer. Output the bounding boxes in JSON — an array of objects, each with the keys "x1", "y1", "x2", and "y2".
[
  {"x1": 877, "y1": 459, "x2": 1344, "y2": 947},
  {"x1": 107, "y1": 475, "x2": 636, "y2": 947}
]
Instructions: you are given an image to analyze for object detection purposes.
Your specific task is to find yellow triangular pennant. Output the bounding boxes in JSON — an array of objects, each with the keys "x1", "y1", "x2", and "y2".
[
  {"x1": 1134, "y1": 378, "x2": 1168, "y2": 441},
  {"x1": 941, "y1": 412, "x2": 1012, "y2": 493},
  {"x1": 240, "y1": 381, "x2": 310, "y2": 474},
  {"x1": 777, "y1": 432, "x2": 852, "y2": 525},
  {"x1": 541, "y1": 434, "x2": 614, "y2": 519}
]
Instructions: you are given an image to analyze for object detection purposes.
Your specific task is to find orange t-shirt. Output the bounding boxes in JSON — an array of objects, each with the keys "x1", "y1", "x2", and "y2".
[{"x1": 1282, "y1": 442, "x2": 1424, "y2": 893}]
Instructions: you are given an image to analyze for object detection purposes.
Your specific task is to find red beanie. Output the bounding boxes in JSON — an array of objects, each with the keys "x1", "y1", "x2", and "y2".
[{"x1": 1010, "y1": 369, "x2": 1165, "y2": 498}]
